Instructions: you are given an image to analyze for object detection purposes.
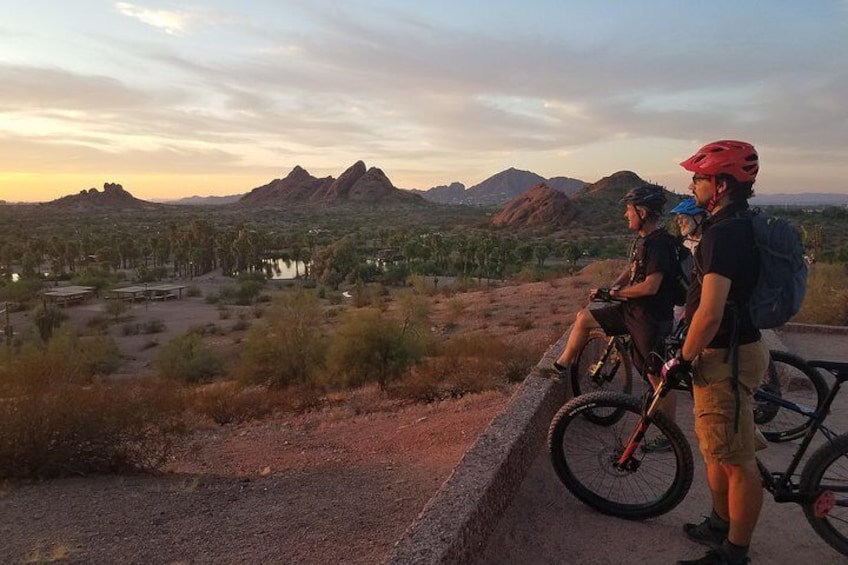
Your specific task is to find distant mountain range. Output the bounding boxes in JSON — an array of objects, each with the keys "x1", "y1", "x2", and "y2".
[
  {"x1": 409, "y1": 167, "x2": 586, "y2": 206},
  {"x1": 750, "y1": 193, "x2": 848, "y2": 207},
  {"x1": 168, "y1": 166, "x2": 586, "y2": 207},
  {"x1": 34, "y1": 166, "x2": 847, "y2": 211}
]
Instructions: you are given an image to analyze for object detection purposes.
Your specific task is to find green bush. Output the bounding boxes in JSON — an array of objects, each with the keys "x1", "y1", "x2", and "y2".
[
  {"x1": 330, "y1": 307, "x2": 427, "y2": 390},
  {"x1": 236, "y1": 290, "x2": 327, "y2": 387},
  {"x1": 155, "y1": 333, "x2": 227, "y2": 383}
]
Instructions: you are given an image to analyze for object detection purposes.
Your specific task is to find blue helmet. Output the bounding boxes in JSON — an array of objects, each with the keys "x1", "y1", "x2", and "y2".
[{"x1": 670, "y1": 197, "x2": 706, "y2": 217}]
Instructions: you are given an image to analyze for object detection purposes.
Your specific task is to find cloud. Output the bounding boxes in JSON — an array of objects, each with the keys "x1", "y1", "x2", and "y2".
[{"x1": 115, "y1": 2, "x2": 193, "y2": 35}]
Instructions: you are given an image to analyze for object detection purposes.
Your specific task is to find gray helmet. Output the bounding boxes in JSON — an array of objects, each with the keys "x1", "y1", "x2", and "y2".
[{"x1": 620, "y1": 184, "x2": 667, "y2": 213}]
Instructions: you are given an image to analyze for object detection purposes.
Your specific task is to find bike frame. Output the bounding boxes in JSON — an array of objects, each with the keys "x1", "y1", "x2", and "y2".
[{"x1": 756, "y1": 362, "x2": 848, "y2": 505}]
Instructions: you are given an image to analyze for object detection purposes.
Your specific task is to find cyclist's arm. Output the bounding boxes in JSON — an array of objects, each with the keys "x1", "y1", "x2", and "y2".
[
  {"x1": 681, "y1": 272, "x2": 730, "y2": 362},
  {"x1": 614, "y1": 272, "x2": 663, "y2": 299}
]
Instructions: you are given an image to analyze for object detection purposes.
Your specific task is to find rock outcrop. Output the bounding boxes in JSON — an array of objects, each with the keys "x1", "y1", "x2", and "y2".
[
  {"x1": 491, "y1": 183, "x2": 576, "y2": 228},
  {"x1": 45, "y1": 183, "x2": 158, "y2": 210}
]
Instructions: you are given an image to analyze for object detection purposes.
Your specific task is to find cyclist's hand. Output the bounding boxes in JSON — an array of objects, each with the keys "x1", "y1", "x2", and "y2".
[
  {"x1": 591, "y1": 287, "x2": 612, "y2": 302},
  {"x1": 661, "y1": 355, "x2": 692, "y2": 385}
]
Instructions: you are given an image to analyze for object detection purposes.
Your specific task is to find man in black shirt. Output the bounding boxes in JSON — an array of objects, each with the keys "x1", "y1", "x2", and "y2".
[
  {"x1": 554, "y1": 184, "x2": 678, "y2": 414},
  {"x1": 664, "y1": 141, "x2": 770, "y2": 565}
]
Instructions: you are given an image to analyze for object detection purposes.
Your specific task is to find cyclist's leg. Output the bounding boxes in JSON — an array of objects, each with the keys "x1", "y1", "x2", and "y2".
[
  {"x1": 555, "y1": 304, "x2": 619, "y2": 368},
  {"x1": 688, "y1": 341, "x2": 770, "y2": 557},
  {"x1": 628, "y1": 314, "x2": 677, "y2": 425}
]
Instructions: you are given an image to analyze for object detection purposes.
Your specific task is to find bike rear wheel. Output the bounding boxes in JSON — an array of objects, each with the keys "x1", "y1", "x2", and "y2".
[
  {"x1": 800, "y1": 434, "x2": 848, "y2": 556},
  {"x1": 570, "y1": 330, "x2": 633, "y2": 425},
  {"x1": 548, "y1": 391, "x2": 694, "y2": 519},
  {"x1": 756, "y1": 350, "x2": 828, "y2": 442}
]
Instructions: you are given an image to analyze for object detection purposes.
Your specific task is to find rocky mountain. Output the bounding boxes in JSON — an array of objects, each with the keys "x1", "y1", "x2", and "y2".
[
  {"x1": 411, "y1": 182, "x2": 466, "y2": 203},
  {"x1": 45, "y1": 183, "x2": 159, "y2": 211},
  {"x1": 490, "y1": 170, "x2": 675, "y2": 232},
  {"x1": 239, "y1": 161, "x2": 424, "y2": 207},
  {"x1": 491, "y1": 183, "x2": 576, "y2": 228},
  {"x1": 239, "y1": 166, "x2": 333, "y2": 205},
  {"x1": 418, "y1": 167, "x2": 585, "y2": 205}
]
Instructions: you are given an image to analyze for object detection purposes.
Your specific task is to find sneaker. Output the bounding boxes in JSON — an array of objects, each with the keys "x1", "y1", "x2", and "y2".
[
  {"x1": 641, "y1": 436, "x2": 673, "y2": 453},
  {"x1": 677, "y1": 549, "x2": 750, "y2": 565},
  {"x1": 683, "y1": 516, "x2": 728, "y2": 549},
  {"x1": 550, "y1": 361, "x2": 569, "y2": 381}
]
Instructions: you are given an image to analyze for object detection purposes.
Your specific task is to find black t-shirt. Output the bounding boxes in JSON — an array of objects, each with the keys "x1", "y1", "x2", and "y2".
[
  {"x1": 625, "y1": 228, "x2": 677, "y2": 323},
  {"x1": 685, "y1": 202, "x2": 761, "y2": 348}
]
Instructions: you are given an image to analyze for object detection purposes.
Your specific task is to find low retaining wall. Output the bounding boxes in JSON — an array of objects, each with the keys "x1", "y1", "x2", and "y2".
[{"x1": 384, "y1": 329, "x2": 571, "y2": 564}]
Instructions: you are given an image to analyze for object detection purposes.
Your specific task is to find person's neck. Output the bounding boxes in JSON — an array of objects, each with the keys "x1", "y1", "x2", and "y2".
[{"x1": 638, "y1": 221, "x2": 660, "y2": 238}]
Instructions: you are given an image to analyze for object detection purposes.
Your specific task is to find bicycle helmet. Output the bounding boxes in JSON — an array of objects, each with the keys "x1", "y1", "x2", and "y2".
[
  {"x1": 680, "y1": 140, "x2": 759, "y2": 183},
  {"x1": 620, "y1": 184, "x2": 667, "y2": 213},
  {"x1": 670, "y1": 197, "x2": 706, "y2": 217}
]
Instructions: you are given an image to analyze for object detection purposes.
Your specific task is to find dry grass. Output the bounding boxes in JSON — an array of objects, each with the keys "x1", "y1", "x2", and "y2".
[{"x1": 794, "y1": 262, "x2": 848, "y2": 325}]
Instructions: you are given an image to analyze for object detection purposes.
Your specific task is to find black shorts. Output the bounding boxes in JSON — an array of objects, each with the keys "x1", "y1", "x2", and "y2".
[{"x1": 589, "y1": 303, "x2": 672, "y2": 378}]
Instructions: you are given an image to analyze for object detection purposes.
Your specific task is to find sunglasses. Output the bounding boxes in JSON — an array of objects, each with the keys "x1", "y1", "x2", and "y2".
[{"x1": 692, "y1": 174, "x2": 712, "y2": 183}]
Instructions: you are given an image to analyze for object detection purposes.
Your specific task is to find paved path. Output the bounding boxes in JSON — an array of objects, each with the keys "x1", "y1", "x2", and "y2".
[{"x1": 475, "y1": 329, "x2": 848, "y2": 565}]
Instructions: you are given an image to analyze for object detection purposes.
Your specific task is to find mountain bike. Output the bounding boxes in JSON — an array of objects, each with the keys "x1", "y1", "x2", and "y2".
[
  {"x1": 548, "y1": 354, "x2": 848, "y2": 556},
  {"x1": 569, "y1": 292, "x2": 828, "y2": 439}
]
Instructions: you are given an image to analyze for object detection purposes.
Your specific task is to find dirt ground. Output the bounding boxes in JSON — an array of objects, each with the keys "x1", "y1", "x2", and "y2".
[{"x1": 0, "y1": 270, "x2": 596, "y2": 564}]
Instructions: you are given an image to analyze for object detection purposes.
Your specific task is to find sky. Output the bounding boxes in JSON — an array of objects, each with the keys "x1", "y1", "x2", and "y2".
[{"x1": 1, "y1": 1, "x2": 847, "y2": 203}]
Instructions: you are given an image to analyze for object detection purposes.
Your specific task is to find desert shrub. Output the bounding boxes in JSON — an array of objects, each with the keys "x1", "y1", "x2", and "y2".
[
  {"x1": 104, "y1": 299, "x2": 129, "y2": 321},
  {"x1": 235, "y1": 279, "x2": 264, "y2": 305},
  {"x1": 204, "y1": 293, "x2": 220, "y2": 304},
  {"x1": 34, "y1": 305, "x2": 67, "y2": 341},
  {"x1": 330, "y1": 307, "x2": 427, "y2": 390},
  {"x1": 190, "y1": 382, "x2": 274, "y2": 425},
  {"x1": 143, "y1": 319, "x2": 166, "y2": 334},
  {"x1": 218, "y1": 306, "x2": 231, "y2": 320},
  {"x1": 155, "y1": 333, "x2": 227, "y2": 383},
  {"x1": 185, "y1": 285, "x2": 202, "y2": 297},
  {"x1": 0, "y1": 279, "x2": 43, "y2": 308},
  {"x1": 0, "y1": 336, "x2": 182, "y2": 479},
  {"x1": 70, "y1": 268, "x2": 120, "y2": 292},
  {"x1": 231, "y1": 319, "x2": 251, "y2": 332},
  {"x1": 351, "y1": 278, "x2": 371, "y2": 307},
  {"x1": 85, "y1": 314, "x2": 112, "y2": 333},
  {"x1": 122, "y1": 322, "x2": 141, "y2": 336},
  {"x1": 189, "y1": 381, "x2": 321, "y2": 425},
  {"x1": 794, "y1": 262, "x2": 848, "y2": 325},
  {"x1": 394, "y1": 334, "x2": 541, "y2": 401},
  {"x1": 236, "y1": 290, "x2": 327, "y2": 388}
]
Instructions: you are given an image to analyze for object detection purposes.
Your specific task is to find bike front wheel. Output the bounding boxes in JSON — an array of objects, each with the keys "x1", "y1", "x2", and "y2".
[
  {"x1": 548, "y1": 391, "x2": 694, "y2": 519},
  {"x1": 800, "y1": 434, "x2": 848, "y2": 556},
  {"x1": 756, "y1": 350, "x2": 828, "y2": 442},
  {"x1": 570, "y1": 330, "x2": 633, "y2": 425}
]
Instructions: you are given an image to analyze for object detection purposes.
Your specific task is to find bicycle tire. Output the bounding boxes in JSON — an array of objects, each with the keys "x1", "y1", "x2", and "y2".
[
  {"x1": 758, "y1": 350, "x2": 828, "y2": 443},
  {"x1": 800, "y1": 433, "x2": 848, "y2": 556},
  {"x1": 570, "y1": 330, "x2": 633, "y2": 426},
  {"x1": 548, "y1": 390, "x2": 694, "y2": 519}
]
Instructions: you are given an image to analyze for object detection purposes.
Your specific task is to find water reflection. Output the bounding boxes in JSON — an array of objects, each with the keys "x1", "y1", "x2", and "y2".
[{"x1": 262, "y1": 259, "x2": 310, "y2": 280}]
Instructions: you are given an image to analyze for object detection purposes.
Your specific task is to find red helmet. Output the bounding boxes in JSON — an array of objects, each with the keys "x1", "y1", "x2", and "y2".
[{"x1": 680, "y1": 140, "x2": 759, "y2": 183}]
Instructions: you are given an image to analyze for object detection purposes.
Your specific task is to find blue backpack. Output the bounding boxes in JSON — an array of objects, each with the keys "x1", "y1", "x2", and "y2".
[{"x1": 746, "y1": 209, "x2": 808, "y2": 329}]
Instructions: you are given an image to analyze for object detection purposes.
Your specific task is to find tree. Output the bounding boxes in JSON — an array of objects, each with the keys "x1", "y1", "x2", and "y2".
[
  {"x1": 236, "y1": 290, "x2": 326, "y2": 387},
  {"x1": 331, "y1": 307, "x2": 426, "y2": 390}
]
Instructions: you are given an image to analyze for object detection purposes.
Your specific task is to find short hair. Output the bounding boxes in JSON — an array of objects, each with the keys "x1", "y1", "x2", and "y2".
[{"x1": 717, "y1": 174, "x2": 755, "y2": 201}]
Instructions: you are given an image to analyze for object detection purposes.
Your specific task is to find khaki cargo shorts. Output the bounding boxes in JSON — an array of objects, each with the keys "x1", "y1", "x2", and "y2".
[{"x1": 692, "y1": 340, "x2": 770, "y2": 465}]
